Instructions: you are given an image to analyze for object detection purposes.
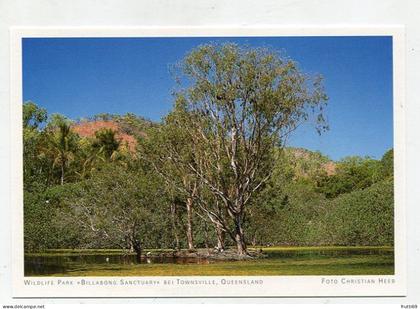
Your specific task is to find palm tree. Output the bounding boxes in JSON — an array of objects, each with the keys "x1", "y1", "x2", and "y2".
[
  {"x1": 75, "y1": 128, "x2": 123, "y2": 180},
  {"x1": 93, "y1": 128, "x2": 121, "y2": 161},
  {"x1": 41, "y1": 116, "x2": 78, "y2": 185}
]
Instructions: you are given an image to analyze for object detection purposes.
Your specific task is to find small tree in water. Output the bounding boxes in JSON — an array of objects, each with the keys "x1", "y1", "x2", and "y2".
[
  {"x1": 66, "y1": 164, "x2": 166, "y2": 262},
  {"x1": 169, "y1": 43, "x2": 328, "y2": 256}
]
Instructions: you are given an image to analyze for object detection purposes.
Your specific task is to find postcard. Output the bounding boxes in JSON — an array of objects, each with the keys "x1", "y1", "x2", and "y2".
[{"x1": 10, "y1": 26, "x2": 406, "y2": 298}]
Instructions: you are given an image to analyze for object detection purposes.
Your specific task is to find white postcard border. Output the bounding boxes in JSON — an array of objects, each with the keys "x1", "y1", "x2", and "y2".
[{"x1": 10, "y1": 26, "x2": 406, "y2": 298}]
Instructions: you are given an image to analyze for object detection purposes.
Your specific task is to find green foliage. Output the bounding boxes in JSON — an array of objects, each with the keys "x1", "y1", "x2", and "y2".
[
  {"x1": 89, "y1": 112, "x2": 153, "y2": 139},
  {"x1": 325, "y1": 180, "x2": 394, "y2": 246},
  {"x1": 23, "y1": 103, "x2": 395, "y2": 251},
  {"x1": 316, "y1": 156, "x2": 383, "y2": 198},
  {"x1": 47, "y1": 113, "x2": 73, "y2": 129},
  {"x1": 115, "y1": 113, "x2": 153, "y2": 138},
  {"x1": 247, "y1": 148, "x2": 394, "y2": 247},
  {"x1": 23, "y1": 128, "x2": 46, "y2": 191},
  {"x1": 92, "y1": 128, "x2": 120, "y2": 160},
  {"x1": 380, "y1": 149, "x2": 394, "y2": 179},
  {"x1": 23, "y1": 101, "x2": 47, "y2": 129},
  {"x1": 91, "y1": 113, "x2": 114, "y2": 121},
  {"x1": 24, "y1": 183, "x2": 92, "y2": 251},
  {"x1": 40, "y1": 115, "x2": 80, "y2": 185},
  {"x1": 247, "y1": 177, "x2": 394, "y2": 247},
  {"x1": 61, "y1": 164, "x2": 172, "y2": 250},
  {"x1": 23, "y1": 102, "x2": 50, "y2": 191},
  {"x1": 24, "y1": 190, "x2": 56, "y2": 252},
  {"x1": 282, "y1": 148, "x2": 331, "y2": 183},
  {"x1": 169, "y1": 42, "x2": 329, "y2": 254},
  {"x1": 248, "y1": 178, "x2": 328, "y2": 246}
]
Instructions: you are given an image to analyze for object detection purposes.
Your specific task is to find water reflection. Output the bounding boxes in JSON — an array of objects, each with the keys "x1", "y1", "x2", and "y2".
[
  {"x1": 267, "y1": 249, "x2": 392, "y2": 259},
  {"x1": 24, "y1": 253, "x2": 211, "y2": 276},
  {"x1": 24, "y1": 248, "x2": 393, "y2": 276}
]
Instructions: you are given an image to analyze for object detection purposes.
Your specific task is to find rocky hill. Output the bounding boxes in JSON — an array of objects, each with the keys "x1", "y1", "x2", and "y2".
[
  {"x1": 72, "y1": 120, "x2": 138, "y2": 152},
  {"x1": 72, "y1": 117, "x2": 337, "y2": 176},
  {"x1": 284, "y1": 147, "x2": 336, "y2": 178}
]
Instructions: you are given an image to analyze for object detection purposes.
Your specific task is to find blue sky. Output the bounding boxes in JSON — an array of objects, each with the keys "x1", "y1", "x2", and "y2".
[{"x1": 22, "y1": 36, "x2": 393, "y2": 161}]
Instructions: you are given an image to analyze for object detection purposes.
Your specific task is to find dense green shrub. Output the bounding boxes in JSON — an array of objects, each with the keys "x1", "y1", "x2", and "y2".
[
  {"x1": 24, "y1": 184, "x2": 91, "y2": 251},
  {"x1": 24, "y1": 190, "x2": 55, "y2": 252},
  {"x1": 324, "y1": 180, "x2": 394, "y2": 246}
]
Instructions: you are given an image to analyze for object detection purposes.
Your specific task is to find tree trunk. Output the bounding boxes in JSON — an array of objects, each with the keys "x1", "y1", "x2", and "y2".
[
  {"x1": 60, "y1": 161, "x2": 65, "y2": 185},
  {"x1": 170, "y1": 203, "x2": 180, "y2": 250},
  {"x1": 133, "y1": 242, "x2": 142, "y2": 263},
  {"x1": 234, "y1": 215, "x2": 247, "y2": 255},
  {"x1": 186, "y1": 196, "x2": 194, "y2": 251},
  {"x1": 251, "y1": 232, "x2": 257, "y2": 247},
  {"x1": 203, "y1": 220, "x2": 209, "y2": 250},
  {"x1": 215, "y1": 225, "x2": 225, "y2": 251}
]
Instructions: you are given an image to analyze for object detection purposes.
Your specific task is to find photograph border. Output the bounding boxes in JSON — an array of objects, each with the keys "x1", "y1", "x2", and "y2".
[{"x1": 10, "y1": 26, "x2": 406, "y2": 298}]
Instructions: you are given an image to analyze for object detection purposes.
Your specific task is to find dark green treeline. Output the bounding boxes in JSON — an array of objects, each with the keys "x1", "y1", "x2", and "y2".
[{"x1": 23, "y1": 102, "x2": 394, "y2": 253}]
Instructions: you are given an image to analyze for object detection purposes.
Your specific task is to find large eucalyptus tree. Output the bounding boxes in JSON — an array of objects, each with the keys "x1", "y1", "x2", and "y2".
[{"x1": 169, "y1": 43, "x2": 328, "y2": 255}]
